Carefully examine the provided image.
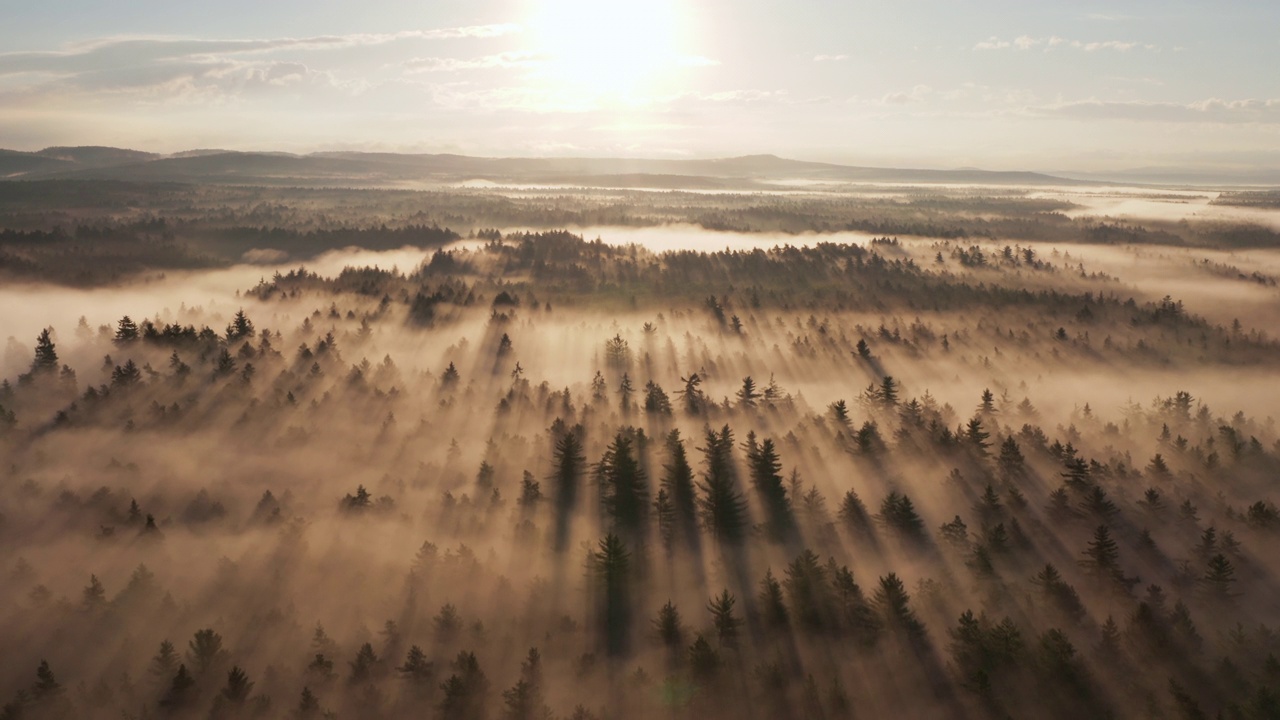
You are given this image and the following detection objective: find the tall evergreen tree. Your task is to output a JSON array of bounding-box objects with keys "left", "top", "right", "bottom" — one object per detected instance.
[
  {"left": 758, "top": 569, "right": 789, "bottom": 630},
  {"left": 187, "top": 628, "right": 225, "bottom": 675},
  {"left": 707, "top": 589, "right": 743, "bottom": 649},
  {"left": 589, "top": 533, "right": 632, "bottom": 657},
  {"left": 1201, "top": 554, "right": 1237, "bottom": 600},
  {"left": 736, "top": 376, "right": 760, "bottom": 408},
  {"left": 696, "top": 426, "right": 749, "bottom": 543},
  {"left": 115, "top": 316, "right": 140, "bottom": 344},
  {"left": 653, "top": 601, "right": 686, "bottom": 651},
  {"left": 551, "top": 424, "right": 586, "bottom": 552},
  {"left": 660, "top": 430, "right": 698, "bottom": 546},
  {"left": 747, "top": 436, "right": 793, "bottom": 541},
  {"left": 872, "top": 574, "right": 925, "bottom": 641},
  {"left": 597, "top": 432, "right": 648, "bottom": 538},
  {"left": 30, "top": 329, "right": 59, "bottom": 375}
]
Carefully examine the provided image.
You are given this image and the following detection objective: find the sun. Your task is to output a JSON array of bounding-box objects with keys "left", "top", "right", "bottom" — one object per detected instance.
[{"left": 525, "top": 0, "right": 687, "bottom": 101}]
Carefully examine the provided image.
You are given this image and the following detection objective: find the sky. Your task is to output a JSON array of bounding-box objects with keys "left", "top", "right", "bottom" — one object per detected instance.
[{"left": 0, "top": 0, "right": 1278, "bottom": 172}]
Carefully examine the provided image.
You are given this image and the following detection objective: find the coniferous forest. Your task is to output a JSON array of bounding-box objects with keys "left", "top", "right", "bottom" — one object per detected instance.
[{"left": 3, "top": 181, "right": 1280, "bottom": 720}]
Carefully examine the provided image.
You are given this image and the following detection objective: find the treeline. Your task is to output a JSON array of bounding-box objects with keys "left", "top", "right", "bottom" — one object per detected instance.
[{"left": 4, "top": 181, "right": 1280, "bottom": 288}]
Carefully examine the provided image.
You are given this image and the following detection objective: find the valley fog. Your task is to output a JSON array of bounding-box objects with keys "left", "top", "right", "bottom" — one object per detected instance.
[{"left": 1, "top": 183, "right": 1279, "bottom": 720}]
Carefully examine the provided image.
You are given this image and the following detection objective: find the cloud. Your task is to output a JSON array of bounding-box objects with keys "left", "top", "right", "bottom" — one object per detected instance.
[
  {"left": 695, "top": 89, "right": 786, "bottom": 103},
  {"left": 1077, "top": 40, "right": 1140, "bottom": 52},
  {"left": 813, "top": 54, "right": 848, "bottom": 62},
  {"left": 403, "top": 52, "right": 542, "bottom": 73},
  {"left": 975, "top": 36, "right": 1155, "bottom": 52},
  {"left": 1035, "top": 97, "right": 1280, "bottom": 124},
  {"left": 0, "top": 26, "right": 522, "bottom": 77},
  {"left": 880, "top": 85, "right": 933, "bottom": 105}
]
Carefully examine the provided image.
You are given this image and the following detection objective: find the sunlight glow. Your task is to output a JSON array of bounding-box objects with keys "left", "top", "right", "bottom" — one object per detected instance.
[{"left": 526, "top": 0, "right": 691, "bottom": 102}]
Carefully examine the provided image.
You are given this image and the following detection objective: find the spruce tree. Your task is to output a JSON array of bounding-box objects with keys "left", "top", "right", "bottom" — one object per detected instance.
[
  {"left": 696, "top": 426, "right": 748, "bottom": 543},
  {"left": 707, "top": 590, "right": 743, "bottom": 649},
  {"left": 30, "top": 329, "right": 59, "bottom": 374}
]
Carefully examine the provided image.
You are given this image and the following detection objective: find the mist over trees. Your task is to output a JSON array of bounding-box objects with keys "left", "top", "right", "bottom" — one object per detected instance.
[{"left": 2, "top": 184, "right": 1280, "bottom": 720}]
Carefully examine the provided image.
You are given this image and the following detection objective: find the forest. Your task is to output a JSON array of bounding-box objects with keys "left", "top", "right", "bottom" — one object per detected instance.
[
  {"left": 2, "top": 180, "right": 1280, "bottom": 720},
  {"left": 4, "top": 180, "right": 1280, "bottom": 286}
]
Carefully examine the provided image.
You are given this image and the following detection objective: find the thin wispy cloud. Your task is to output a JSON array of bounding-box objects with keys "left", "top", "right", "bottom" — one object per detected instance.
[
  {"left": 1036, "top": 97, "right": 1280, "bottom": 123},
  {"left": 974, "top": 36, "right": 1155, "bottom": 52},
  {"left": 404, "top": 51, "right": 542, "bottom": 74},
  {"left": 813, "top": 54, "right": 848, "bottom": 62},
  {"left": 881, "top": 84, "right": 933, "bottom": 106},
  {"left": 0, "top": 26, "right": 522, "bottom": 76}
]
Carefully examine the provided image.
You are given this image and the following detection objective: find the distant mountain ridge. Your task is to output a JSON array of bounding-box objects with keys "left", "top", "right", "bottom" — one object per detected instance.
[{"left": 0, "top": 145, "right": 1093, "bottom": 188}]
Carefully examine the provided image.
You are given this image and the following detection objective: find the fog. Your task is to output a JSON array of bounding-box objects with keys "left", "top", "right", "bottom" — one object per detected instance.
[{"left": 2, "top": 190, "right": 1280, "bottom": 720}]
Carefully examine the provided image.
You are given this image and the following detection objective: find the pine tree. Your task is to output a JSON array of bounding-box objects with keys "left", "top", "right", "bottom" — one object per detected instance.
[
  {"left": 296, "top": 687, "right": 321, "bottom": 719},
  {"left": 747, "top": 437, "right": 793, "bottom": 541},
  {"left": 939, "top": 515, "right": 970, "bottom": 548},
  {"left": 160, "top": 664, "right": 196, "bottom": 709},
  {"left": 879, "top": 491, "right": 924, "bottom": 538},
  {"left": 838, "top": 490, "right": 872, "bottom": 535},
  {"left": 617, "top": 373, "right": 633, "bottom": 410},
  {"left": 736, "top": 376, "right": 759, "bottom": 408},
  {"left": 978, "top": 389, "right": 997, "bottom": 415},
  {"left": 829, "top": 399, "right": 853, "bottom": 431},
  {"left": 643, "top": 381, "right": 672, "bottom": 415},
  {"left": 965, "top": 417, "right": 992, "bottom": 456},
  {"left": 399, "top": 645, "right": 435, "bottom": 686},
  {"left": 688, "top": 634, "right": 721, "bottom": 680},
  {"left": 873, "top": 574, "right": 925, "bottom": 640},
  {"left": 30, "top": 329, "right": 59, "bottom": 374},
  {"left": 784, "top": 550, "right": 835, "bottom": 630},
  {"left": 502, "top": 680, "right": 542, "bottom": 720},
  {"left": 1195, "top": 526, "right": 1218, "bottom": 558},
  {"left": 440, "top": 651, "right": 489, "bottom": 720},
  {"left": 1201, "top": 554, "right": 1237, "bottom": 599},
  {"left": 603, "top": 334, "right": 631, "bottom": 369},
  {"left": 1062, "top": 456, "right": 1091, "bottom": 490},
  {"left": 1032, "top": 564, "right": 1086, "bottom": 624},
  {"left": 441, "top": 361, "right": 460, "bottom": 387},
  {"left": 1080, "top": 525, "right": 1123, "bottom": 582},
  {"left": 660, "top": 430, "right": 698, "bottom": 546},
  {"left": 349, "top": 643, "right": 379, "bottom": 684},
  {"left": 32, "top": 660, "right": 62, "bottom": 700},
  {"left": 589, "top": 533, "right": 632, "bottom": 656},
  {"left": 115, "top": 316, "right": 140, "bottom": 344},
  {"left": 696, "top": 426, "right": 749, "bottom": 543},
  {"left": 111, "top": 359, "right": 142, "bottom": 387},
  {"left": 82, "top": 573, "right": 106, "bottom": 611},
  {"left": 150, "top": 640, "right": 179, "bottom": 681},
  {"left": 226, "top": 308, "right": 256, "bottom": 338},
  {"left": 707, "top": 590, "right": 743, "bottom": 649},
  {"left": 1079, "top": 485, "right": 1118, "bottom": 520},
  {"left": 597, "top": 433, "right": 647, "bottom": 538},
  {"left": 213, "top": 348, "right": 237, "bottom": 377},
  {"left": 677, "top": 374, "right": 705, "bottom": 415},
  {"left": 1147, "top": 453, "right": 1172, "bottom": 480},
  {"left": 880, "top": 376, "right": 900, "bottom": 407},
  {"left": 221, "top": 666, "right": 254, "bottom": 704},
  {"left": 551, "top": 425, "right": 586, "bottom": 552},
  {"left": 758, "top": 569, "right": 789, "bottom": 630},
  {"left": 997, "top": 436, "right": 1026, "bottom": 480},
  {"left": 187, "top": 628, "right": 225, "bottom": 675},
  {"left": 653, "top": 601, "right": 685, "bottom": 650}
]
